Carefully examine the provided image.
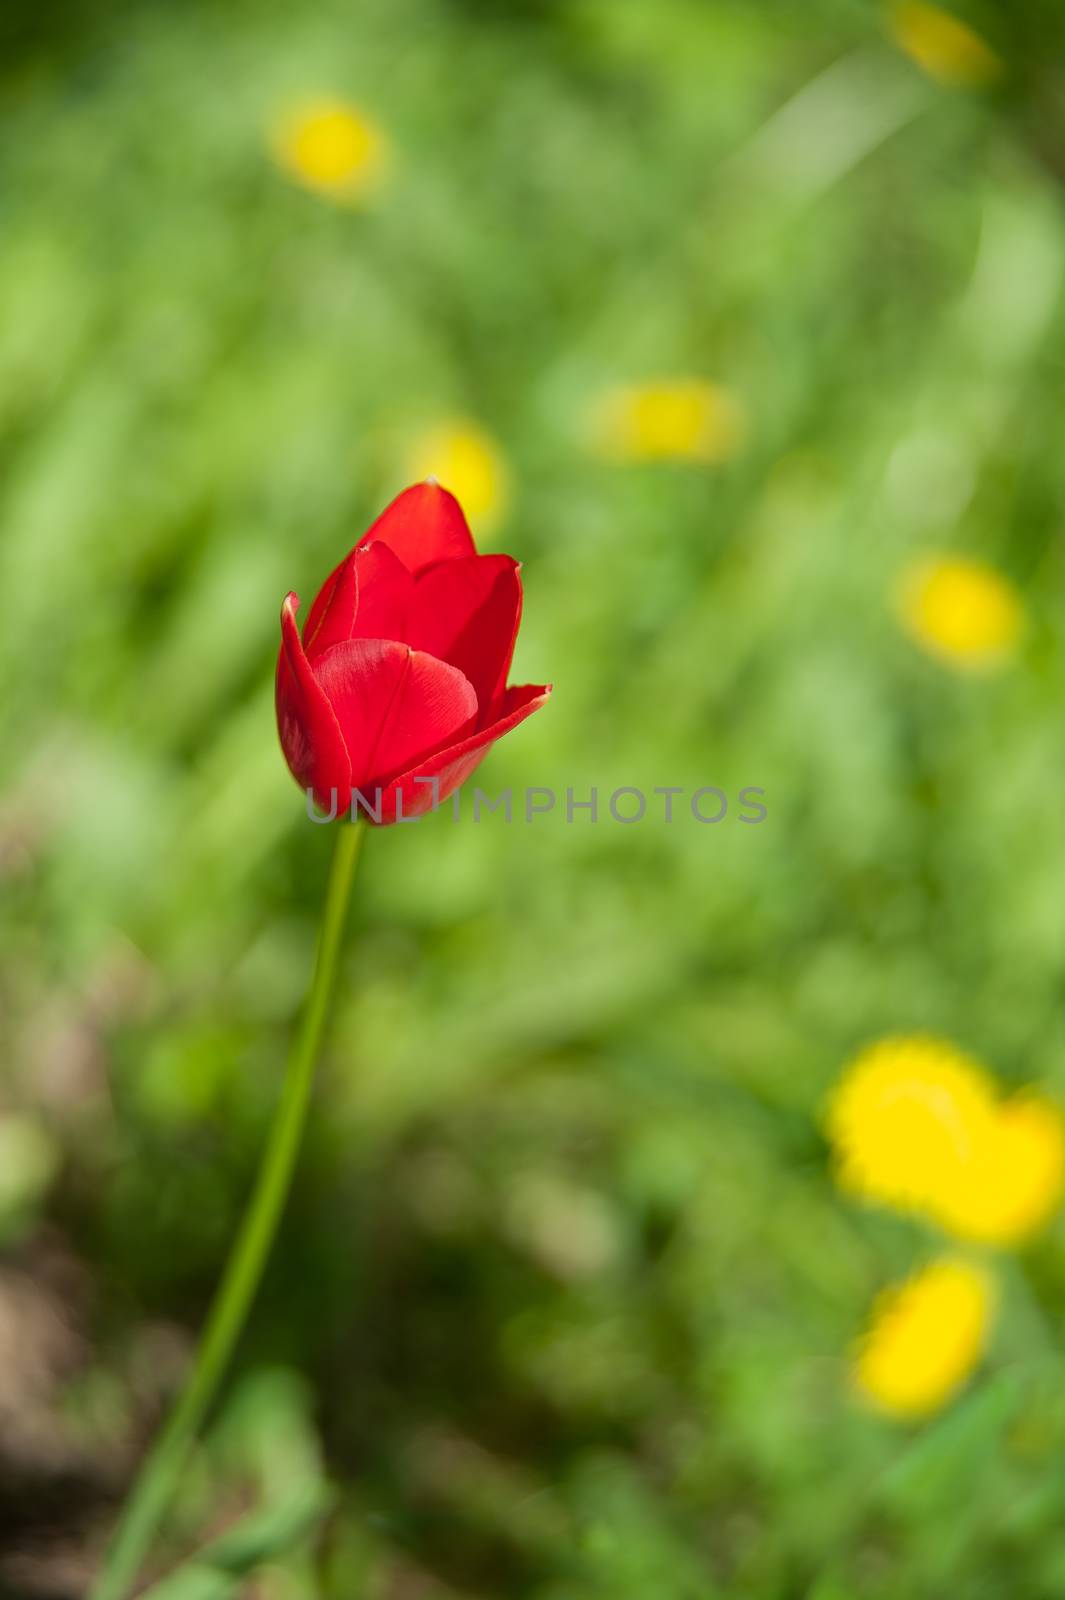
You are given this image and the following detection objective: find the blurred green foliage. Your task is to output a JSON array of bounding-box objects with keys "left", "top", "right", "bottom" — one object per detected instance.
[{"left": 5, "top": 0, "right": 1065, "bottom": 1595}]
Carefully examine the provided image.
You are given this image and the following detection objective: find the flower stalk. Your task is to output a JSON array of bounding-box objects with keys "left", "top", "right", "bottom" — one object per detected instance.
[{"left": 93, "top": 820, "right": 365, "bottom": 1600}]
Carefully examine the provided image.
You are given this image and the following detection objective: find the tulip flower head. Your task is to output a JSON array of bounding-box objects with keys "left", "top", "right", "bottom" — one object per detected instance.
[{"left": 276, "top": 482, "right": 550, "bottom": 823}]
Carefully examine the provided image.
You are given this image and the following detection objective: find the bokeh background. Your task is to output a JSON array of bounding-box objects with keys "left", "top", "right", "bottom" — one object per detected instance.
[{"left": 5, "top": 0, "right": 1065, "bottom": 1594}]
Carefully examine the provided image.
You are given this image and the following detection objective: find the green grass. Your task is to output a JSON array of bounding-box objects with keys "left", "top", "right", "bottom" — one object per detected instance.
[{"left": 4, "top": 1, "right": 1065, "bottom": 1594}]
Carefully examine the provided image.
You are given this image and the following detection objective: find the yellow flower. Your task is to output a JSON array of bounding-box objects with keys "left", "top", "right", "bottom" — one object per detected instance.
[
  {"left": 828, "top": 1036, "right": 1065, "bottom": 1245},
  {"left": 896, "top": 555, "right": 1024, "bottom": 671},
  {"left": 271, "top": 97, "right": 389, "bottom": 203},
  {"left": 827, "top": 1035, "right": 998, "bottom": 1216},
  {"left": 935, "top": 1096, "right": 1065, "bottom": 1246},
  {"left": 855, "top": 1257, "right": 993, "bottom": 1418},
  {"left": 889, "top": 3, "right": 1001, "bottom": 88},
  {"left": 588, "top": 379, "right": 746, "bottom": 465},
  {"left": 404, "top": 422, "right": 509, "bottom": 529}
]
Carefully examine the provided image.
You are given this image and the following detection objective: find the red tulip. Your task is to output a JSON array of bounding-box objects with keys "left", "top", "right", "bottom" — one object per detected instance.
[{"left": 277, "top": 482, "right": 551, "bottom": 822}]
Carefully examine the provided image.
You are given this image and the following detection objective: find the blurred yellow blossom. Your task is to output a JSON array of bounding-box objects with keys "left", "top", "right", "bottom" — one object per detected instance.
[
  {"left": 588, "top": 379, "right": 746, "bottom": 464},
  {"left": 890, "top": 3, "right": 1001, "bottom": 88},
  {"left": 827, "top": 1035, "right": 997, "bottom": 1216},
  {"left": 271, "top": 97, "right": 389, "bottom": 203},
  {"left": 405, "top": 422, "right": 509, "bottom": 529},
  {"left": 855, "top": 1257, "right": 993, "bottom": 1418},
  {"left": 828, "top": 1036, "right": 1065, "bottom": 1245},
  {"left": 934, "top": 1095, "right": 1065, "bottom": 1246},
  {"left": 896, "top": 554, "right": 1023, "bottom": 671}
]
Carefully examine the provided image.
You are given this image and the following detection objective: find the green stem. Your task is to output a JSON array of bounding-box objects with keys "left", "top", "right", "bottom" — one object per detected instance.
[{"left": 92, "top": 821, "right": 365, "bottom": 1600}]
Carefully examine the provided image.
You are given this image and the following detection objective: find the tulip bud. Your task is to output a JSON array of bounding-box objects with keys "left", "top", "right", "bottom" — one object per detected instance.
[{"left": 276, "top": 482, "right": 551, "bottom": 823}]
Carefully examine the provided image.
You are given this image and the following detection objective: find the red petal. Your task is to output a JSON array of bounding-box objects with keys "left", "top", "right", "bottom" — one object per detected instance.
[
  {"left": 376, "top": 682, "right": 551, "bottom": 822},
  {"left": 408, "top": 555, "right": 522, "bottom": 716},
  {"left": 301, "top": 551, "right": 357, "bottom": 657},
  {"left": 356, "top": 481, "right": 477, "bottom": 574},
  {"left": 276, "top": 594, "right": 352, "bottom": 811},
  {"left": 347, "top": 543, "right": 414, "bottom": 646},
  {"left": 313, "top": 638, "right": 478, "bottom": 792},
  {"left": 303, "top": 542, "right": 412, "bottom": 659}
]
